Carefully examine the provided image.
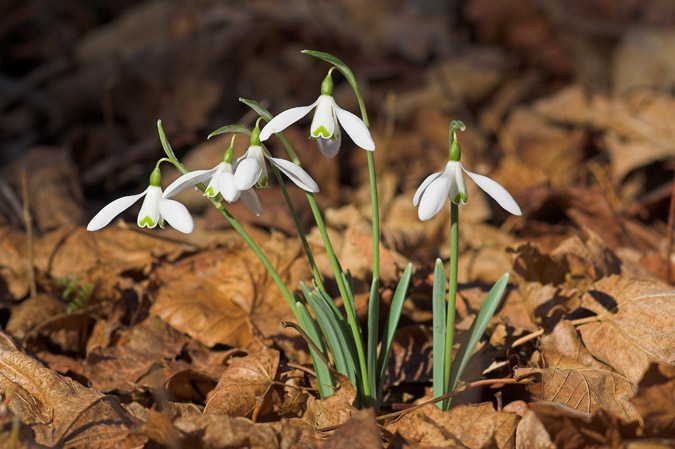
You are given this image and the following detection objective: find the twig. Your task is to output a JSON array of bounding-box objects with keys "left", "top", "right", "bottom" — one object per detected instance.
[
  {"left": 509, "top": 315, "right": 602, "bottom": 350},
  {"left": 21, "top": 171, "right": 36, "bottom": 297},
  {"left": 281, "top": 321, "right": 339, "bottom": 377}
]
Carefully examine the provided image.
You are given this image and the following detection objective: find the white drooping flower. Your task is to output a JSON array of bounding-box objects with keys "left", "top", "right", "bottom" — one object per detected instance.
[
  {"left": 87, "top": 166, "right": 194, "bottom": 233},
  {"left": 233, "top": 127, "right": 319, "bottom": 193},
  {"left": 414, "top": 124, "right": 521, "bottom": 221},
  {"left": 259, "top": 72, "right": 374, "bottom": 157},
  {"left": 162, "top": 145, "right": 262, "bottom": 216}
]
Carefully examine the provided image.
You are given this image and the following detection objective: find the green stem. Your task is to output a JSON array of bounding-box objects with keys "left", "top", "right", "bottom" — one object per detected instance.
[
  {"left": 443, "top": 202, "right": 459, "bottom": 410},
  {"left": 271, "top": 127, "right": 371, "bottom": 405},
  {"left": 214, "top": 201, "right": 300, "bottom": 319},
  {"left": 264, "top": 147, "right": 325, "bottom": 291},
  {"left": 157, "top": 121, "right": 300, "bottom": 319},
  {"left": 306, "top": 191, "right": 371, "bottom": 406}
]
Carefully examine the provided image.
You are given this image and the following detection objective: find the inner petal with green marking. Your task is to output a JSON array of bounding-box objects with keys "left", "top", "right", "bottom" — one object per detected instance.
[
  {"left": 139, "top": 216, "right": 155, "bottom": 227},
  {"left": 312, "top": 126, "right": 331, "bottom": 138}
]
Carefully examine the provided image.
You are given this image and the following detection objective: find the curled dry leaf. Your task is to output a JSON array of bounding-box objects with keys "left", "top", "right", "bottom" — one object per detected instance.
[
  {"left": 578, "top": 275, "right": 675, "bottom": 384},
  {"left": 384, "top": 402, "right": 519, "bottom": 449},
  {"left": 204, "top": 348, "right": 280, "bottom": 419},
  {"left": 0, "top": 346, "right": 144, "bottom": 448},
  {"left": 514, "top": 365, "right": 638, "bottom": 421}
]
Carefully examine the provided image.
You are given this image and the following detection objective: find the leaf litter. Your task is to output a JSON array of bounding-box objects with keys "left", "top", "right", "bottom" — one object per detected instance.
[{"left": 1, "top": 0, "right": 675, "bottom": 448}]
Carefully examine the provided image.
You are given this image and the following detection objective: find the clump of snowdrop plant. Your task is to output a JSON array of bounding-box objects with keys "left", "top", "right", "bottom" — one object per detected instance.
[
  {"left": 86, "top": 50, "right": 519, "bottom": 412},
  {"left": 414, "top": 121, "right": 521, "bottom": 410}
]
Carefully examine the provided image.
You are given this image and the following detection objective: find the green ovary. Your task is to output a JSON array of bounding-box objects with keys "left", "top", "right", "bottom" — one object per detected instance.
[{"left": 139, "top": 216, "right": 155, "bottom": 227}]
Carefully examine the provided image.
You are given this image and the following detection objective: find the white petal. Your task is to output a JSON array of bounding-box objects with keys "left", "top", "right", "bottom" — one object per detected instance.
[
  {"left": 463, "top": 166, "right": 522, "bottom": 216},
  {"left": 317, "top": 134, "right": 341, "bottom": 158},
  {"left": 217, "top": 171, "right": 241, "bottom": 202},
  {"left": 449, "top": 162, "right": 468, "bottom": 204},
  {"left": 310, "top": 96, "right": 337, "bottom": 139},
  {"left": 158, "top": 198, "right": 194, "bottom": 233},
  {"left": 332, "top": 99, "right": 375, "bottom": 151},
  {"left": 137, "top": 186, "right": 163, "bottom": 228},
  {"left": 86, "top": 188, "right": 149, "bottom": 231},
  {"left": 260, "top": 98, "right": 320, "bottom": 141},
  {"left": 240, "top": 189, "right": 262, "bottom": 216},
  {"left": 266, "top": 155, "right": 319, "bottom": 192},
  {"left": 234, "top": 158, "right": 263, "bottom": 190},
  {"left": 413, "top": 171, "right": 442, "bottom": 207},
  {"left": 203, "top": 163, "right": 229, "bottom": 198},
  {"left": 417, "top": 168, "right": 454, "bottom": 221},
  {"left": 163, "top": 167, "right": 218, "bottom": 198}
]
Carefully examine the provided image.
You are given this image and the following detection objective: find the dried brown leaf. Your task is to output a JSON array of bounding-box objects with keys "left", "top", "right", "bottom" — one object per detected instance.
[
  {"left": 151, "top": 232, "right": 310, "bottom": 350},
  {"left": 630, "top": 363, "right": 675, "bottom": 438},
  {"left": 305, "top": 373, "right": 356, "bottom": 429},
  {"left": 319, "top": 408, "right": 380, "bottom": 449},
  {"left": 515, "top": 410, "right": 555, "bottom": 449},
  {"left": 525, "top": 402, "right": 638, "bottom": 449},
  {"left": 173, "top": 414, "right": 301, "bottom": 449},
  {"left": 514, "top": 366, "right": 638, "bottom": 421},
  {"left": 204, "top": 348, "right": 279, "bottom": 419},
  {"left": 578, "top": 275, "right": 675, "bottom": 383},
  {"left": 385, "top": 402, "right": 519, "bottom": 449},
  {"left": 5, "top": 294, "right": 66, "bottom": 340},
  {"left": 0, "top": 346, "right": 144, "bottom": 448},
  {"left": 84, "top": 316, "right": 190, "bottom": 393}
]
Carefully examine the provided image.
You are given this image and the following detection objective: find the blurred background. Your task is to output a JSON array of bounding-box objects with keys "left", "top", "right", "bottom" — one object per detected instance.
[{"left": 1, "top": 0, "right": 675, "bottom": 276}]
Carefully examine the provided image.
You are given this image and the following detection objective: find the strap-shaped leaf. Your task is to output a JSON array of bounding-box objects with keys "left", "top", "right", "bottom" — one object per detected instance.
[
  {"left": 447, "top": 272, "right": 509, "bottom": 393},
  {"left": 432, "top": 259, "right": 447, "bottom": 407},
  {"left": 207, "top": 124, "right": 251, "bottom": 140},
  {"left": 296, "top": 301, "right": 334, "bottom": 397},
  {"left": 376, "top": 263, "right": 413, "bottom": 395},
  {"left": 302, "top": 50, "right": 358, "bottom": 95}
]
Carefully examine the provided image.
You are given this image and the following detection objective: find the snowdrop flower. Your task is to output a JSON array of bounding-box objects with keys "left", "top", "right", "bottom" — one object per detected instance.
[
  {"left": 414, "top": 123, "right": 521, "bottom": 221},
  {"left": 163, "top": 140, "right": 263, "bottom": 216},
  {"left": 234, "top": 126, "right": 319, "bottom": 193},
  {"left": 87, "top": 166, "right": 194, "bottom": 233},
  {"left": 259, "top": 70, "right": 375, "bottom": 157}
]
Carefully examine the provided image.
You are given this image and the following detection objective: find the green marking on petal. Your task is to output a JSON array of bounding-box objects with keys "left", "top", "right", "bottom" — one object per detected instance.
[
  {"left": 139, "top": 216, "right": 155, "bottom": 227},
  {"left": 312, "top": 126, "right": 330, "bottom": 138},
  {"left": 452, "top": 192, "right": 467, "bottom": 204},
  {"left": 204, "top": 186, "right": 215, "bottom": 197},
  {"left": 256, "top": 175, "right": 269, "bottom": 188}
]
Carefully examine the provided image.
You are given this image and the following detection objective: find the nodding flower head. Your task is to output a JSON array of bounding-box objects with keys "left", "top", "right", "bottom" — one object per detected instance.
[
  {"left": 234, "top": 125, "right": 320, "bottom": 193},
  {"left": 87, "top": 166, "right": 194, "bottom": 233},
  {"left": 259, "top": 71, "right": 375, "bottom": 157},
  {"left": 413, "top": 122, "right": 521, "bottom": 221}
]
